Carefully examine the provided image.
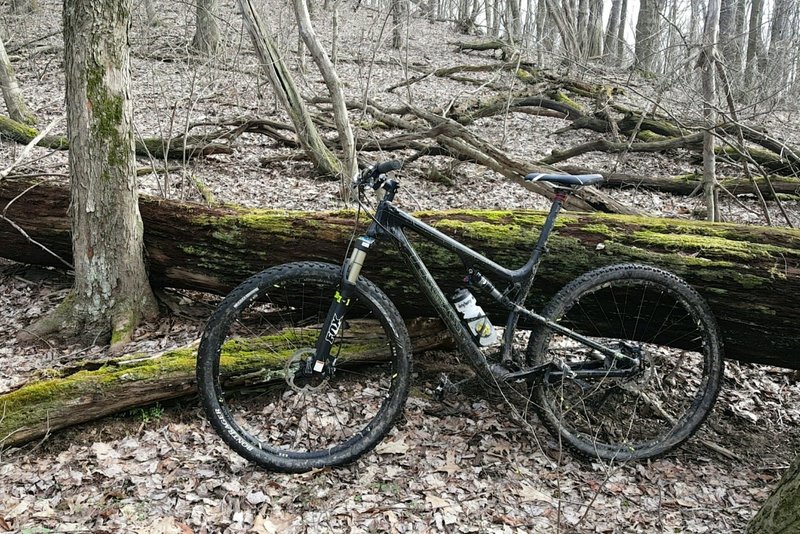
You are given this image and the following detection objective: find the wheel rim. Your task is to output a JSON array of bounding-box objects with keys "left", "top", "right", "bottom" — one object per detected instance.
[
  {"left": 210, "top": 273, "right": 403, "bottom": 460},
  {"left": 532, "top": 276, "right": 718, "bottom": 460}
]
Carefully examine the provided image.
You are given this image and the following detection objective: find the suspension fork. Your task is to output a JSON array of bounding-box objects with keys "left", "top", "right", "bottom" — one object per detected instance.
[{"left": 308, "top": 235, "right": 375, "bottom": 375}]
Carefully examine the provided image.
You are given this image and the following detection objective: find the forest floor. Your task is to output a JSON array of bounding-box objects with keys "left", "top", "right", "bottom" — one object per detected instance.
[{"left": 1, "top": 0, "right": 800, "bottom": 533}]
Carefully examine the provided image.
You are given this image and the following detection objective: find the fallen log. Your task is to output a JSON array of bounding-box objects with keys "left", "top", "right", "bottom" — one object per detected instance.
[
  {"left": 567, "top": 170, "right": 800, "bottom": 198},
  {"left": 0, "top": 319, "right": 452, "bottom": 448},
  {"left": 1, "top": 177, "right": 799, "bottom": 368},
  {"left": 0, "top": 114, "right": 233, "bottom": 160}
]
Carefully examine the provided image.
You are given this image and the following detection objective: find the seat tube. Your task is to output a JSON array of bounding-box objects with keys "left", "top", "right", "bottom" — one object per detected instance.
[{"left": 531, "top": 190, "right": 567, "bottom": 262}]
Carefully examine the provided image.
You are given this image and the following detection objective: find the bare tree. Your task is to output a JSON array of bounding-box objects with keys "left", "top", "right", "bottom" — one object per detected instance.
[
  {"left": 21, "top": 0, "right": 158, "bottom": 350},
  {"left": 392, "top": 0, "right": 405, "bottom": 48},
  {"left": 718, "top": 0, "right": 739, "bottom": 71},
  {"left": 634, "top": 0, "right": 663, "bottom": 73},
  {"left": 604, "top": 0, "right": 622, "bottom": 64},
  {"left": 586, "top": 0, "right": 603, "bottom": 58},
  {"left": 238, "top": 0, "right": 342, "bottom": 177},
  {"left": 616, "top": 0, "right": 627, "bottom": 61},
  {"left": 767, "top": 0, "right": 794, "bottom": 91},
  {"left": 701, "top": 0, "right": 721, "bottom": 221},
  {"left": 745, "top": 0, "right": 764, "bottom": 89},
  {"left": 0, "top": 34, "right": 36, "bottom": 125},
  {"left": 507, "top": 0, "right": 522, "bottom": 42},
  {"left": 192, "top": 0, "right": 220, "bottom": 55},
  {"left": 143, "top": 0, "right": 159, "bottom": 26},
  {"left": 293, "top": 0, "right": 357, "bottom": 199}
]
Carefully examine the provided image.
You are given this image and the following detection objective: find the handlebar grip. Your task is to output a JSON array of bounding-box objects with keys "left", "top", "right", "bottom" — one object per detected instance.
[{"left": 375, "top": 160, "right": 402, "bottom": 175}]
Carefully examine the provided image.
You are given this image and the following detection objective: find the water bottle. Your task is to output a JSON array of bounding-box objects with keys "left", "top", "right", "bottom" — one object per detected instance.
[{"left": 452, "top": 288, "right": 498, "bottom": 347}]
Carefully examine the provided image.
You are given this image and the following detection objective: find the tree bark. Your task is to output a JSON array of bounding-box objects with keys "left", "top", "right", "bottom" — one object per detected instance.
[
  {"left": 2, "top": 178, "right": 799, "bottom": 369},
  {"left": 0, "top": 35, "right": 36, "bottom": 125},
  {"left": 28, "top": 0, "right": 158, "bottom": 350},
  {"left": 746, "top": 454, "right": 800, "bottom": 534}
]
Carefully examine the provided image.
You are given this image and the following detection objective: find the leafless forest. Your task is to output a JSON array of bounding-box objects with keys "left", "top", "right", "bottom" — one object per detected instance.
[{"left": 1, "top": 0, "right": 799, "bottom": 532}]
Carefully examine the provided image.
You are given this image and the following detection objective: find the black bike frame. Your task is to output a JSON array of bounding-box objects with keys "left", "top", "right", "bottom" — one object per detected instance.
[{"left": 312, "top": 188, "right": 629, "bottom": 380}]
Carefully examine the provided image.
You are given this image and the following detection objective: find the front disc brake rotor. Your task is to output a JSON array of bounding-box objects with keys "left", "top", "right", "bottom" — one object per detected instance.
[{"left": 285, "top": 348, "right": 329, "bottom": 393}]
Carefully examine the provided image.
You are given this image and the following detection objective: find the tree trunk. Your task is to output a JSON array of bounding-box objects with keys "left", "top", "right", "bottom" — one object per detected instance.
[
  {"left": 0, "top": 35, "right": 36, "bottom": 125},
  {"left": 543, "top": 0, "right": 580, "bottom": 59},
  {"left": 634, "top": 0, "right": 662, "bottom": 73},
  {"left": 237, "top": 0, "right": 342, "bottom": 177},
  {"left": 507, "top": 0, "right": 521, "bottom": 42},
  {"left": 28, "top": 0, "right": 158, "bottom": 350},
  {"left": 585, "top": 0, "right": 603, "bottom": 58},
  {"left": 2, "top": 178, "right": 799, "bottom": 369},
  {"left": 604, "top": 0, "right": 621, "bottom": 64},
  {"left": 767, "top": 0, "right": 793, "bottom": 90},
  {"left": 702, "top": 0, "right": 721, "bottom": 221},
  {"left": 293, "top": 0, "right": 358, "bottom": 201},
  {"left": 392, "top": 0, "right": 405, "bottom": 48},
  {"left": 192, "top": 0, "right": 220, "bottom": 55},
  {"left": 0, "top": 319, "right": 452, "bottom": 449},
  {"left": 718, "top": 0, "right": 738, "bottom": 71},
  {"left": 744, "top": 0, "right": 763, "bottom": 90},
  {"left": 11, "top": 0, "right": 38, "bottom": 13},
  {"left": 616, "top": 0, "right": 627, "bottom": 62},
  {"left": 143, "top": 0, "right": 159, "bottom": 26},
  {"left": 576, "top": 0, "right": 588, "bottom": 55},
  {"left": 746, "top": 454, "right": 800, "bottom": 534}
]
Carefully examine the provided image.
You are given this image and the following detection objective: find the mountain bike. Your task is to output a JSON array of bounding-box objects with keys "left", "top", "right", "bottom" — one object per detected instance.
[{"left": 196, "top": 161, "right": 724, "bottom": 473}]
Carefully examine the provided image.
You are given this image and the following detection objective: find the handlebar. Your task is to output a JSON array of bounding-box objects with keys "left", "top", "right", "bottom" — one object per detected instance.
[{"left": 353, "top": 159, "right": 403, "bottom": 191}]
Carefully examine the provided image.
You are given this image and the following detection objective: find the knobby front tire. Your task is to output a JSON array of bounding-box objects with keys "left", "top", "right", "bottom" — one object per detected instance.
[
  {"left": 527, "top": 264, "right": 724, "bottom": 461},
  {"left": 196, "top": 262, "right": 412, "bottom": 473}
]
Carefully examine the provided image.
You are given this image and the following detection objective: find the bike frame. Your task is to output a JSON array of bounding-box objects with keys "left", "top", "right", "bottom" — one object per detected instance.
[{"left": 312, "top": 187, "right": 630, "bottom": 380}]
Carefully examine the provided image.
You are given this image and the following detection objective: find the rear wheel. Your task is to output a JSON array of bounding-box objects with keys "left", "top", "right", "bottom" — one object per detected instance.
[
  {"left": 196, "top": 262, "right": 412, "bottom": 472},
  {"left": 528, "top": 264, "right": 723, "bottom": 461}
]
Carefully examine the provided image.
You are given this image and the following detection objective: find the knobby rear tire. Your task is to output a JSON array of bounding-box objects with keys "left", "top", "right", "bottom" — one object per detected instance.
[
  {"left": 196, "top": 262, "right": 412, "bottom": 473},
  {"left": 527, "top": 264, "right": 724, "bottom": 461}
]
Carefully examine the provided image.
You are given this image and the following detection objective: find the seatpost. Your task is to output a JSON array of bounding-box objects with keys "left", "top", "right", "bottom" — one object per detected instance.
[{"left": 529, "top": 189, "right": 569, "bottom": 264}]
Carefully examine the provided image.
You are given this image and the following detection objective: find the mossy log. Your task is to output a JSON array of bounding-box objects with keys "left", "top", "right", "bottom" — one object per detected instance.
[
  {"left": 0, "top": 319, "right": 451, "bottom": 448},
  {"left": 1, "top": 177, "right": 799, "bottom": 368},
  {"left": 0, "top": 114, "right": 233, "bottom": 159}
]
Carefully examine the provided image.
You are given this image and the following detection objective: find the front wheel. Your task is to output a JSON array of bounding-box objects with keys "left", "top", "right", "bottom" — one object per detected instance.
[
  {"left": 527, "top": 264, "right": 724, "bottom": 461},
  {"left": 196, "top": 262, "right": 412, "bottom": 473}
]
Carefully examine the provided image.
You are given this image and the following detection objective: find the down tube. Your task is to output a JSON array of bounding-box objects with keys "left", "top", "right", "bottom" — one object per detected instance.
[{"left": 389, "top": 228, "right": 495, "bottom": 383}]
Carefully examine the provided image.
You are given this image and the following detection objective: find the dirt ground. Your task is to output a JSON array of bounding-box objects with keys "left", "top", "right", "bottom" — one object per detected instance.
[{"left": 1, "top": 1, "right": 799, "bottom": 532}]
